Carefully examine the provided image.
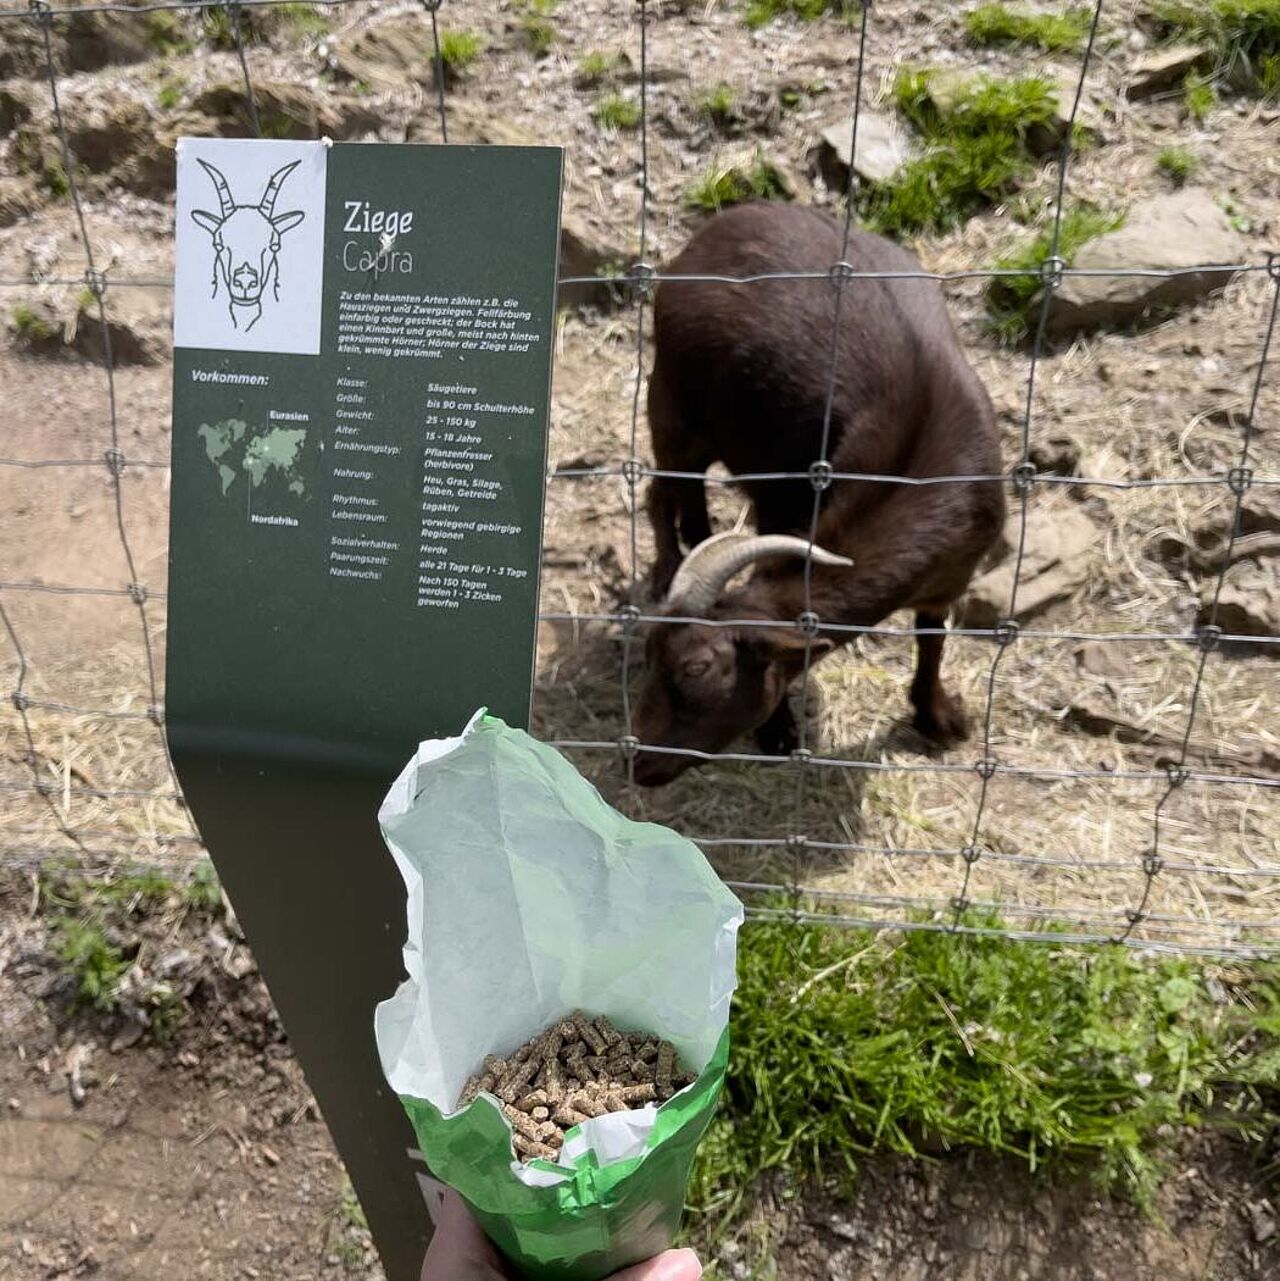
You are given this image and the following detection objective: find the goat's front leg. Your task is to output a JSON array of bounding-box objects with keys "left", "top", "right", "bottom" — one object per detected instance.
[
  {"left": 646, "top": 475, "right": 685, "bottom": 600},
  {"left": 910, "top": 609, "right": 968, "bottom": 744},
  {"left": 754, "top": 696, "right": 799, "bottom": 757}
]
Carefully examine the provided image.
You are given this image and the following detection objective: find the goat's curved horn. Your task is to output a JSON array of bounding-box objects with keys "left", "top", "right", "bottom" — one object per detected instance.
[
  {"left": 259, "top": 160, "right": 300, "bottom": 217},
  {"left": 197, "top": 158, "right": 235, "bottom": 218},
  {"left": 665, "top": 531, "right": 853, "bottom": 616}
]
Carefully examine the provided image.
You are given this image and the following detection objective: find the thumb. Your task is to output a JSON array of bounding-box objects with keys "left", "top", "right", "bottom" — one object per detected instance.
[{"left": 609, "top": 1248, "right": 703, "bottom": 1281}]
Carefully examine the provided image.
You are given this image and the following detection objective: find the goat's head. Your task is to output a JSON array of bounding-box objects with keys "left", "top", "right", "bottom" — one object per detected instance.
[
  {"left": 632, "top": 532, "right": 851, "bottom": 786},
  {"left": 191, "top": 159, "right": 305, "bottom": 308}
]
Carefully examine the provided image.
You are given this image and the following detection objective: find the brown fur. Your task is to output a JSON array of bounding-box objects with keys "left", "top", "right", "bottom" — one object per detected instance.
[{"left": 633, "top": 202, "right": 1005, "bottom": 786}]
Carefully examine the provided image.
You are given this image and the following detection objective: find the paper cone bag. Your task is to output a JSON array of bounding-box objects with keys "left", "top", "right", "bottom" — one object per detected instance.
[{"left": 375, "top": 711, "right": 743, "bottom": 1279}]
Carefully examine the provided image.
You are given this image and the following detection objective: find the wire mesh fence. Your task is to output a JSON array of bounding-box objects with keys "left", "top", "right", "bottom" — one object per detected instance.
[{"left": 0, "top": 0, "right": 1278, "bottom": 956}]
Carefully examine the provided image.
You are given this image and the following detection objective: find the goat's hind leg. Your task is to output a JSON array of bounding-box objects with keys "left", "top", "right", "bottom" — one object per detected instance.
[{"left": 909, "top": 609, "right": 969, "bottom": 745}]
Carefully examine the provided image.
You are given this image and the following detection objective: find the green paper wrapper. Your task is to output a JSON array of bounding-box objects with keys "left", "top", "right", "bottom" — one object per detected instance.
[{"left": 375, "top": 711, "right": 743, "bottom": 1280}]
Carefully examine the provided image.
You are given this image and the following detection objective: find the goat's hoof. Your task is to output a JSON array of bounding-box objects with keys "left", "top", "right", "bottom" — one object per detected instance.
[{"left": 913, "top": 692, "right": 969, "bottom": 746}]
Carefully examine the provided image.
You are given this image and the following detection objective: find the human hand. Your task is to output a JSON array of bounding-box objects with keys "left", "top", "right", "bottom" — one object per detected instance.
[{"left": 421, "top": 1189, "right": 702, "bottom": 1281}]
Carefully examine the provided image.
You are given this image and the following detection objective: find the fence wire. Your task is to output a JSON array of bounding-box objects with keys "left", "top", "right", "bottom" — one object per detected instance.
[{"left": 0, "top": 0, "right": 1278, "bottom": 958}]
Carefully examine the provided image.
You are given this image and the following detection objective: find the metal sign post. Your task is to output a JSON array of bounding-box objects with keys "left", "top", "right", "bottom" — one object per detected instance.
[{"left": 165, "top": 137, "right": 563, "bottom": 1281}]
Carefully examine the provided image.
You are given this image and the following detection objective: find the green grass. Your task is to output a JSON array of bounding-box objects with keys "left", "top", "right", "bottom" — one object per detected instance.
[
  {"left": 858, "top": 70, "right": 1061, "bottom": 237},
  {"left": 1219, "top": 193, "right": 1254, "bottom": 234},
  {"left": 1154, "top": 0, "right": 1280, "bottom": 96},
  {"left": 183, "top": 859, "right": 223, "bottom": 913},
  {"left": 744, "top": 0, "right": 849, "bottom": 29},
  {"left": 984, "top": 204, "right": 1125, "bottom": 344},
  {"left": 143, "top": 10, "right": 193, "bottom": 56},
  {"left": 438, "top": 30, "right": 485, "bottom": 74},
  {"left": 155, "top": 76, "right": 186, "bottom": 111},
  {"left": 516, "top": 0, "right": 557, "bottom": 55},
  {"left": 576, "top": 49, "right": 628, "bottom": 88},
  {"left": 200, "top": 4, "right": 244, "bottom": 51},
  {"left": 51, "top": 916, "right": 128, "bottom": 1011},
  {"left": 275, "top": 2, "right": 333, "bottom": 39},
  {"left": 593, "top": 93, "right": 642, "bottom": 130},
  {"left": 689, "top": 918, "right": 1280, "bottom": 1234},
  {"left": 695, "top": 83, "right": 740, "bottom": 125},
  {"left": 1184, "top": 69, "right": 1220, "bottom": 119},
  {"left": 34, "top": 861, "right": 225, "bottom": 1030},
  {"left": 11, "top": 304, "right": 58, "bottom": 344},
  {"left": 684, "top": 154, "right": 792, "bottom": 212},
  {"left": 340, "top": 1177, "right": 369, "bottom": 1232},
  {"left": 965, "top": 3, "right": 1092, "bottom": 52},
  {"left": 1156, "top": 144, "right": 1198, "bottom": 185}
]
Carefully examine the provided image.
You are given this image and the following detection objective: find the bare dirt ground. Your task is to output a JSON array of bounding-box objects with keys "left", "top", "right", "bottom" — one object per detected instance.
[{"left": 2, "top": 0, "right": 1280, "bottom": 1275}]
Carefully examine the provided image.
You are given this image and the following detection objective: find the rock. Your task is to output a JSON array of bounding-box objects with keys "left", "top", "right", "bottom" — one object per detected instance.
[
  {"left": 1206, "top": 486, "right": 1280, "bottom": 542},
  {"left": 193, "top": 81, "right": 381, "bottom": 142},
  {"left": 1165, "top": 488, "right": 1280, "bottom": 571},
  {"left": 1250, "top": 1200, "right": 1277, "bottom": 1245},
  {"left": 72, "top": 291, "right": 170, "bottom": 366},
  {"left": 0, "top": 176, "right": 37, "bottom": 228},
  {"left": 65, "top": 100, "right": 181, "bottom": 196},
  {"left": 1075, "top": 640, "right": 1130, "bottom": 684},
  {"left": 0, "top": 84, "right": 34, "bottom": 137},
  {"left": 1125, "top": 44, "right": 1214, "bottom": 100},
  {"left": 0, "top": 12, "right": 172, "bottom": 79},
  {"left": 1200, "top": 561, "right": 1280, "bottom": 648},
  {"left": 6, "top": 284, "right": 168, "bottom": 366},
  {"left": 814, "top": 109, "right": 911, "bottom": 190},
  {"left": 559, "top": 211, "right": 631, "bottom": 308},
  {"left": 6, "top": 296, "right": 62, "bottom": 354},
  {"left": 109, "top": 1022, "right": 145, "bottom": 1054},
  {"left": 617, "top": 63, "right": 689, "bottom": 86},
  {"left": 407, "top": 102, "right": 627, "bottom": 308},
  {"left": 1047, "top": 190, "right": 1245, "bottom": 336},
  {"left": 14, "top": 95, "right": 211, "bottom": 198},
  {"left": 1076, "top": 688, "right": 1280, "bottom": 774},
  {"left": 958, "top": 506, "right": 1097, "bottom": 627},
  {"left": 325, "top": 14, "right": 439, "bottom": 92},
  {"left": 408, "top": 99, "right": 537, "bottom": 148},
  {"left": 1029, "top": 435, "right": 1081, "bottom": 477}
]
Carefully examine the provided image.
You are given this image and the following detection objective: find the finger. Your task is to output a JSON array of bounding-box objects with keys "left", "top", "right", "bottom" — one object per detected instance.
[
  {"left": 421, "top": 1189, "right": 510, "bottom": 1279},
  {"left": 609, "top": 1248, "right": 703, "bottom": 1281}
]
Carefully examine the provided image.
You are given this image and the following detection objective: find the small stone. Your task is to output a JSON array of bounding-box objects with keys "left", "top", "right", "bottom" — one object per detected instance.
[
  {"left": 1028, "top": 435, "right": 1081, "bottom": 478},
  {"left": 1199, "top": 561, "right": 1280, "bottom": 647},
  {"left": 814, "top": 109, "right": 911, "bottom": 189},
  {"left": 958, "top": 507, "right": 1097, "bottom": 627},
  {"left": 1125, "top": 45, "right": 1214, "bottom": 100},
  {"left": 0, "top": 176, "right": 37, "bottom": 229},
  {"left": 1249, "top": 1200, "right": 1277, "bottom": 1244}
]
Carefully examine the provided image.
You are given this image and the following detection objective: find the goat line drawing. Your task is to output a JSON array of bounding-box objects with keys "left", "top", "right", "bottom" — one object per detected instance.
[{"left": 191, "top": 158, "right": 306, "bottom": 333}]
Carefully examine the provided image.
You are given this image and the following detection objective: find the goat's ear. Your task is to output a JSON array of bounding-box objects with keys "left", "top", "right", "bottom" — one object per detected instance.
[
  {"left": 272, "top": 210, "right": 305, "bottom": 234},
  {"left": 191, "top": 209, "right": 221, "bottom": 234},
  {"left": 746, "top": 629, "right": 835, "bottom": 665}
]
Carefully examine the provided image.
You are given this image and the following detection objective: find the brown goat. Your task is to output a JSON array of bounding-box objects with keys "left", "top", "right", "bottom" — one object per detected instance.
[{"left": 633, "top": 202, "right": 1005, "bottom": 786}]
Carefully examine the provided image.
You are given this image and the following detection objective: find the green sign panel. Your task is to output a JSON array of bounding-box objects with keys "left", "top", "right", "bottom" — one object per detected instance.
[{"left": 165, "top": 138, "right": 564, "bottom": 1281}]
